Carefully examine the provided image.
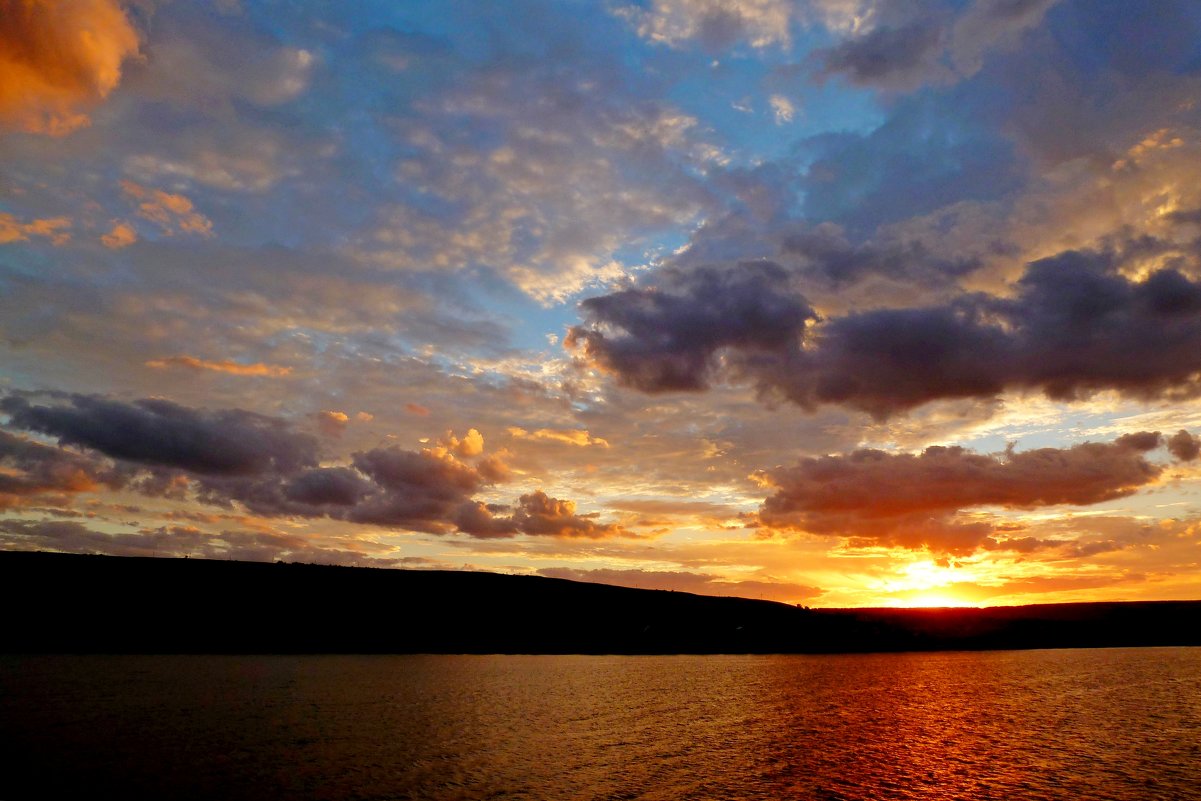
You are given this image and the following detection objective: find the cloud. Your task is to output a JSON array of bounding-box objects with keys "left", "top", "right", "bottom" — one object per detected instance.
[
  {"left": 616, "top": 0, "right": 894, "bottom": 52},
  {"left": 0, "top": 213, "right": 71, "bottom": 245},
  {"left": 185, "top": 443, "right": 500, "bottom": 534},
  {"left": 355, "top": 12, "right": 717, "bottom": 302},
  {"left": 455, "top": 491, "right": 630, "bottom": 539},
  {"left": 769, "top": 94, "right": 796, "bottom": 124},
  {"left": 282, "top": 467, "right": 371, "bottom": 507},
  {"left": 100, "top": 220, "right": 137, "bottom": 249},
  {"left": 144, "top": 355, "right": 292, "bottom": 377},
  {"left": 120, "top": 181, "right": 213, "bottom": 237},
  {"left": 440, "top": 428, "right": 484, "bottom": 457},
  {"left": 0, "top": 0, "right": 140, "bottom": 135},
  {"left": 508, "top": 427, "right": 610, "bottom": 448},
  {"left": 617, "top": 0, "right": 795, "bottom": 50},
  {"left": 130, "top": 17, "right": 313, "bottom": 110},
  {"left": 608, "top": 498, "right": 742, "bottom": 520},
  {"left": 315, "top": 410, "right": 350, "bottom": 437},
  {"left": 777, "top": 221, "right": 982, "bottom": 289},
  {"left": 510, "top": 490, "right": 627, "bottom": 539},
  {"left": 2, "top": 394, "right": 618, "bottom": 540},
  {"left": 815, "top": 18, "right": 950, "bottom": 91},
  {"left": 1, "top": 393, "right": 317, "bottom": 476},
  {"left": 1168, "top": 430, "right": 1201, "bottom": 462},
  {"left": 566, "top": 260, "right": 817, "bottom": 394},
  {"left": 570, "top": 246, "right": 1201, "bottom": 418},
  {"left": 338, "top": 445, "right": 489, "bottom": 531},
  {"left": 756, "top": 433, "right": 1167, "bottom": 554},
  {"left": 451, "top": 501, "right": 521, "bottom": 539},
  {"left": 812, "top": 0, "right": 1061, "bottom": 90},
  {"left": 0, "top": 429, "right": 120, "bottom": 508},
  {"left": 124, "top": 147, "right": 297, "bottom": 195},
  {"left": 949, "top": 0, "right": 1061, "bottom": 77},
  {"left": 201, "top": 464, "right": 377, "bottom": 518}
]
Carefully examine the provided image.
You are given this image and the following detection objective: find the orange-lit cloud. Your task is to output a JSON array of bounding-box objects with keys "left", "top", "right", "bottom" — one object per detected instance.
[
  {"left": 120, "top": 181, "right": 213, "bottom": 237},
  {"left": 0, "top": 212, "right": 71, "bottom": 245},
  {"left": 100, "top": 220, "right": 137, "bottom": 249},
  {"left": 512, "top": 490, "right": 624, "bottom": 538},
  {"left": 404, "top": 403, "right": 430, "bottom": 416},
  {"left": 144, "top": 355, "right": 292, "bottom": 377},
  {"left": 0, "top": 0, "right": 140, "bottom": 136},
  {"left": 757, "top": 433, "right": 1170, "bottom": 554},
  {"left": 0, "top": 429, "right": 116, "bottom": 509},
  {"left": 508, "top": 426, "right": 610, "bottom": 448}
]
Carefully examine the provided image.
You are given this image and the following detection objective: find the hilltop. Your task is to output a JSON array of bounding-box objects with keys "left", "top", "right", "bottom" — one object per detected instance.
[{"left": 3, "top": 551, "right": 1199, "bottom": 654}]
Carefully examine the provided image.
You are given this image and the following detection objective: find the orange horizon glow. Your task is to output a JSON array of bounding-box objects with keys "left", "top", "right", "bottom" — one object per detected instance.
[{"left": 883, "top": 593, "right": 981, "bottom": 609}]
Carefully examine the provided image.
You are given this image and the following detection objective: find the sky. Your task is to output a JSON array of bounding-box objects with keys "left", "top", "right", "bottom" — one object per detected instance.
[{"left": 3, "top": 0, "right": 1201, "bottom": 608}]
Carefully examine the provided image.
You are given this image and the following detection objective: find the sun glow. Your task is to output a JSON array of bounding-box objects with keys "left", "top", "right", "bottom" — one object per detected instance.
[
  {"left": 876, "top": 559, "right": 983, "bottom": 608},
  {"left": 889, "top": 592, "right": 979, "bottom": 609}
]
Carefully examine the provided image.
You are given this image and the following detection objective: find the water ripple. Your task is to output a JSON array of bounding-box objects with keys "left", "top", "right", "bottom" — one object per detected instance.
[{"left": 2, "top": 649, "right": 1200, "bottom": 800}]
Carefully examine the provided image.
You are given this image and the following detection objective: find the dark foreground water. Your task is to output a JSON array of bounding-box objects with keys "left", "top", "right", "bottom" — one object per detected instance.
[{"left": 2, "top": 649, "right": 1199, "bottom": 800}]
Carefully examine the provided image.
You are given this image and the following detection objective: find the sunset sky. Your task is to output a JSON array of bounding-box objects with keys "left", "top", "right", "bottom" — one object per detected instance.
[{"left": 4, "top": 0, "right": 1201, "bottom": 607}]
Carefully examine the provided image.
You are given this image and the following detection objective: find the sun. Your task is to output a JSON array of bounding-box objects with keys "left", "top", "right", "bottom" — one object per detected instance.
[{"left": 875, "top": 559, "right": 983, "bottom": 608}]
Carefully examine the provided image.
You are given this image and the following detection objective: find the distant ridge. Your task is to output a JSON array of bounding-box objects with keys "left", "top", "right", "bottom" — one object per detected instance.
[{"left": 3, "top": 551, "right": 1200, "bottom": 654}]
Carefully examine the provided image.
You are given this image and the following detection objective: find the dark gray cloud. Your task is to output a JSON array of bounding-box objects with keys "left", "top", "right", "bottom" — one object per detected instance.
[
  {"left": 453, "top": 490, "right": 629, "bottom": 540},
  {"left": 345, "top": 447, "right": 489, "bottom": 532},
  {"left": 2, "top": 394, "right": 624, "bottom": 539},
  {"left": 1168, "top": 430, "right": 1201, "bottom": 462},
  {"left": 757, "top": 433, "right": 1166, "bottom": 554},
  {"left": 812, "top": 0, "right": 1061, "bottom": 91},
  {"left": 569, "top": 247, "right": 1201, "bottom": 418},
  {"left": 285, "top": 467, "right": 374, "bottom": 507},
  {"left": 566, "top": 260, "right": 816, "bottom": 394},
  {"left": 779, "top": 223, "right": 981, "bottom": 288},
  {"left": 193, "top": 465, "right": 376, "bottom": 518},
  {"left": 1, "top": 393, "right": 317, "bottom": 476},
  {"left": 815, "top": 19, "right": 949, "bottom": 90}
]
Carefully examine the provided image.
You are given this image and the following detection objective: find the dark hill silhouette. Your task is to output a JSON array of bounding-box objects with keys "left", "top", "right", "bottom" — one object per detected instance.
[{"left": 3, "top": 551, "right": 1199, "bottom": 653}]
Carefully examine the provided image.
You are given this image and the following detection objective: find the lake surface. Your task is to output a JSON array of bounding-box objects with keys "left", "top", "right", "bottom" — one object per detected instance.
[{"left": 2, "top": 649, "right": 1199, "bottom": 800}]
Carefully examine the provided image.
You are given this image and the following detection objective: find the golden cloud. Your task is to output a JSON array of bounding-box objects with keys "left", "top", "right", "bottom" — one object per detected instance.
[
  {"left": 441, "top": 428, "right": 484, "bottom": 457},
  {"left": 507, "top": 426, "right": 610, "bottom": 448},
  {"left": 144, "top": 355, "right": 292, "bottom": 377},
  {"left": 0, "top": 0, "right": 140, "bottom": 136}
]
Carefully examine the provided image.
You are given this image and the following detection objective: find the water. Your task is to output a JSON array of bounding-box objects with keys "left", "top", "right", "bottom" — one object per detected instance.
[{"left": 2, "top": 649, "right": 1199, "bottom": 800}]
